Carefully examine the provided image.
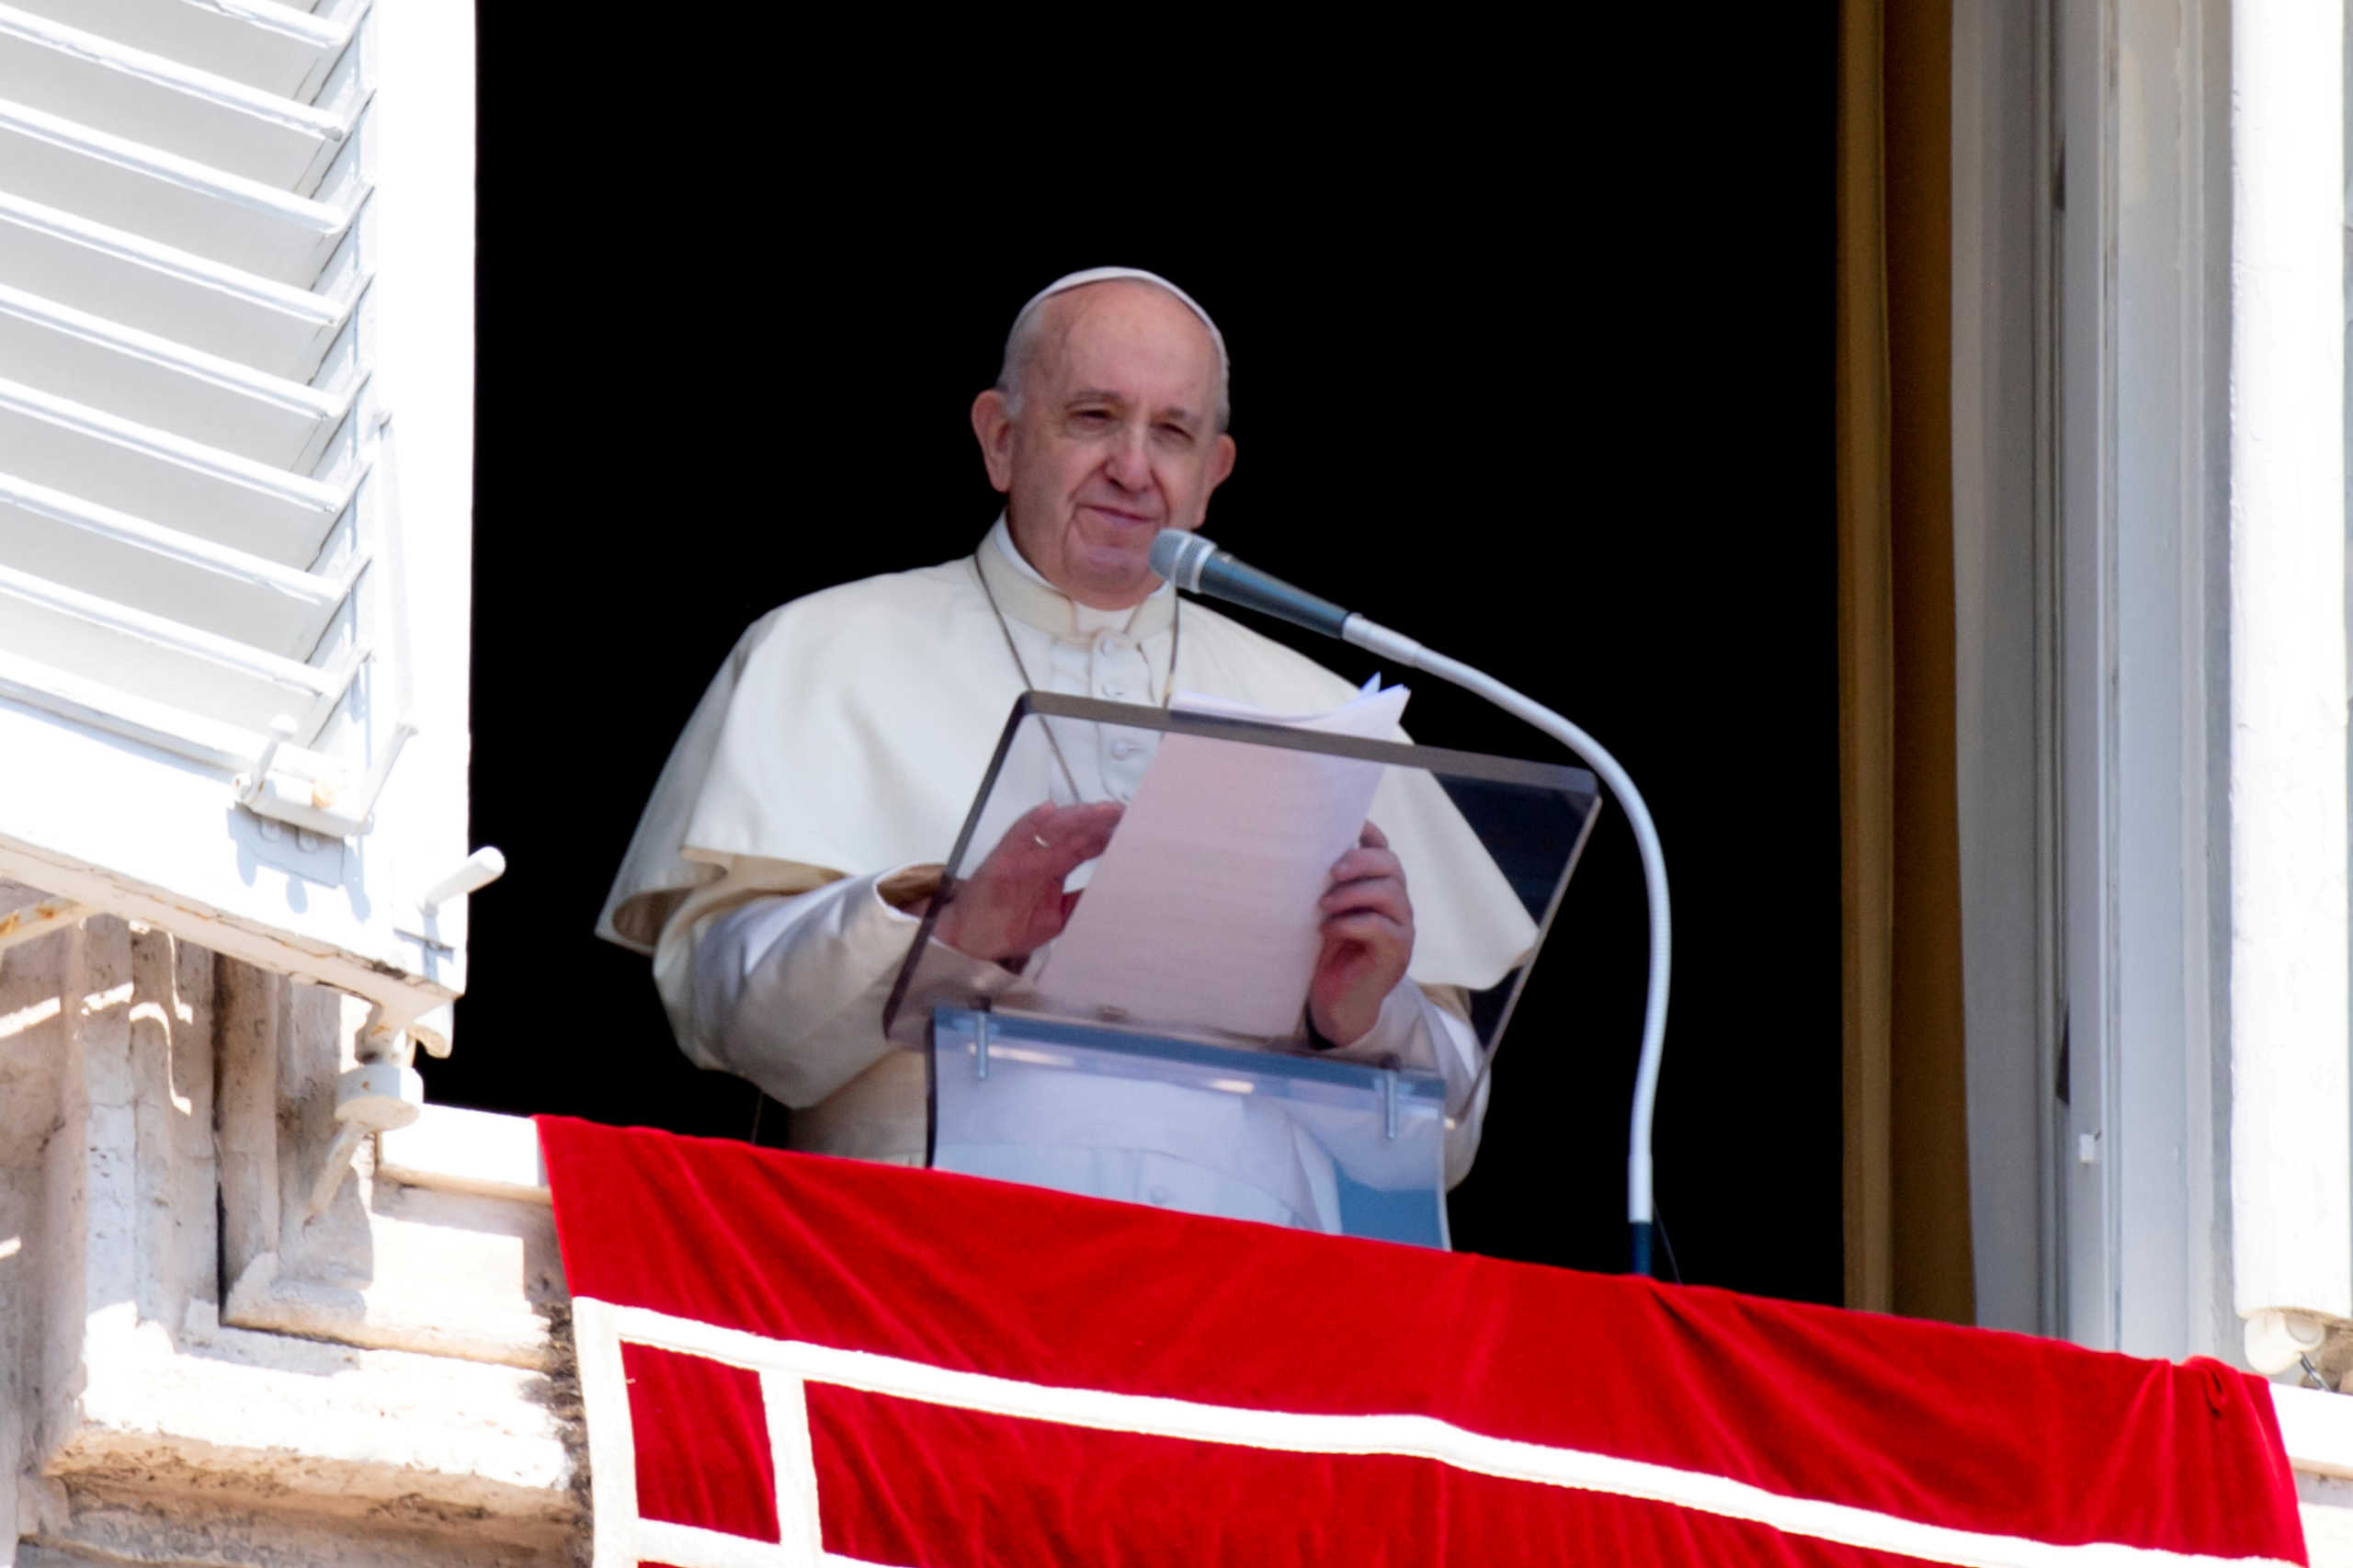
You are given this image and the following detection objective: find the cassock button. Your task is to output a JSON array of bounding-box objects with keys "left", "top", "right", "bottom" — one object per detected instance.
[
  {"left": 1147, "top": 1185, "right": 1173, "bottom": 1206},
  {"left": 1109, "top": 738, "right": 1139, "bottom": 760}
]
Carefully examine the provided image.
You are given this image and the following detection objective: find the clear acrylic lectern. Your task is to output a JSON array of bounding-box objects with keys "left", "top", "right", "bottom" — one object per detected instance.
[{"left": 882, "top": 693, "right": 1600, "bottom": 1249}]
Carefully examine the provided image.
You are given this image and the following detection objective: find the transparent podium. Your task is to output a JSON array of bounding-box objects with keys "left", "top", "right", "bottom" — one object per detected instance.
[{"left": 881, "top": 693, "right": 1601, "bottom": 1249}]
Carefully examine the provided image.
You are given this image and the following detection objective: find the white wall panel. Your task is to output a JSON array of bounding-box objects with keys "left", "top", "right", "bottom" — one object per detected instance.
[{"left": 2227, "top": 0, "right": 2351, "bottom": 1334}]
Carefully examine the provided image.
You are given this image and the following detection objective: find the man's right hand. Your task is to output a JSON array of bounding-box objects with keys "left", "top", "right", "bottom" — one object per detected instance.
[{"left": 931, "top": 801, "right": 1123, "bottom": 964}]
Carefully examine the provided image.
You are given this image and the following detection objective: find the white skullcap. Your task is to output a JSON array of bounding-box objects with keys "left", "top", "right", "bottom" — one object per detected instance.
[
  {"left": 1001, "top": 267, "right": 1232, "bottom": 427},
  {"left": 1006, "top": 266, "right": 1227, "bottom": 364}
]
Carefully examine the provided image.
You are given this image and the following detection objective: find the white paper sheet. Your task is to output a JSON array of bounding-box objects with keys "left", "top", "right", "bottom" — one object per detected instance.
[{"left": 1030, "top": 677, "right": 1409, "bottom": 1040}]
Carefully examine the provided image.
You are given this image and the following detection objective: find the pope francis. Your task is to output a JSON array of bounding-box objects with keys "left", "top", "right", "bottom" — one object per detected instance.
[{"left": 597, "top": 267, "right": 1536, "bottom": 1234}]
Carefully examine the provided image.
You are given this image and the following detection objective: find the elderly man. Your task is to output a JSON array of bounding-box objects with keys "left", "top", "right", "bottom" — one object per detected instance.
[{"left": 598, "top": 268, "right": 1532, "bottom": 1231}]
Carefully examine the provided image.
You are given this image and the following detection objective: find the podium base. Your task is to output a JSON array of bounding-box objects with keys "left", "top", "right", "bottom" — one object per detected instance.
[{"left": 927, "top": 1006, "right": 1450, "bottom": 1248}]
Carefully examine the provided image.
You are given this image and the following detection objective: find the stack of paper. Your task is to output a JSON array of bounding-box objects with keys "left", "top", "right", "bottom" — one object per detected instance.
[{"left": 1032, "top": 677, "right": 1408, "bottom": 1040}]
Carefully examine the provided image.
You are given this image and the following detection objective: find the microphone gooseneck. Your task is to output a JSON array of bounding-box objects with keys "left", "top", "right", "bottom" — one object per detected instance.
[{"left": 1152, "top": 528, "right": 1675, "bottom": 1279}]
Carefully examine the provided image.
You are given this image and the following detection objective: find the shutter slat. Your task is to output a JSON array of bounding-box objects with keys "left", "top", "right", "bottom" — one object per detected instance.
[
  {"left": 0, "top": 5, "right": 349, "bottom": 192},
  {"left": 0, "top": 374, "right": 347, "bottom": 563},
  {"left": 0, "top": 558, "right": 343, "bottom": 736},
  {"left": 0, "top": 0, "right": 356, "bottom": 101},
  {"left": 0, "top": 644, "right": 256, "bottom": 768},
  {"left": 0, "top": 97, "right": 351, "bottom": 284},
  {"left": 0, "top": 470, "right": 346, "bottom": 659},
  {"left": 0, "top": 279, "right": 347, "bottom": 467},
  {"left": 0, "top": 188, "right": 348, "bottom": 377}
]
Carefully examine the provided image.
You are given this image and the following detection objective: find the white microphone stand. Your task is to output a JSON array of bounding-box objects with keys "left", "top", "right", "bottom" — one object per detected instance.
[{"left": 1343, "top": 617, "right": 1672, "bottom": 1278}]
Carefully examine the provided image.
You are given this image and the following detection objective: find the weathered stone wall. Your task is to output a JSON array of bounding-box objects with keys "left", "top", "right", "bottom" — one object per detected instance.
[{"left": 2, "top": 919, "right": 584, "bottom": 1567}]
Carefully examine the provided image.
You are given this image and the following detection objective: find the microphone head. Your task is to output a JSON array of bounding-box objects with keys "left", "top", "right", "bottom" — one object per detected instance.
[{"left": 1150, "top": 528, "right": 1215, "bottom": 589}]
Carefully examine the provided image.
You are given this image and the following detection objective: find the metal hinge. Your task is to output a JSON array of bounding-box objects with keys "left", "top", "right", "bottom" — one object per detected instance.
[{"left": 235, "top": 711, "right": 416, "bottom": 839}]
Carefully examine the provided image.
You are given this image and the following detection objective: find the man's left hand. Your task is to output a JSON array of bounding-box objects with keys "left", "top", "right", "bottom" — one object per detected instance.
[{"left": 1309, "top": 820, "right": 1415, "bottom": 1047}]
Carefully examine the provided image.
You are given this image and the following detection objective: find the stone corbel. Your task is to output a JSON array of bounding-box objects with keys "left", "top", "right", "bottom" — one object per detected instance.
[{"left": 216, "top": 961, "right": 562, "bottom": 1370}]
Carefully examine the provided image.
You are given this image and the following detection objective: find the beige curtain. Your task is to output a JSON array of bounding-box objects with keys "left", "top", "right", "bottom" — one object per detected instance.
[{"left": 1837, "top": 0, "right": 1974, "bottom": 1324}]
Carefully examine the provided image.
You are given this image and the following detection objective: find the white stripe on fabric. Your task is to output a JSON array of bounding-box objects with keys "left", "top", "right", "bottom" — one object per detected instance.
[
  {"left": 578, "top": 1299, "right": 898, "bottom": 1568},
  {"left": 633, "top": 1519, "right": 903, "bottom": 1568},
  {"left": 574, "top": 1298, "right": 647, "bottom": 1568},
  {"left": 762, "top": 1365, "right": 824, "bottom": 1566},
  {"left": 577, "top": 1298, "right": 2299, "bottom": 1568},
  {"left": 633, "top": 1518, "right": 795, "bottom": 1568}
]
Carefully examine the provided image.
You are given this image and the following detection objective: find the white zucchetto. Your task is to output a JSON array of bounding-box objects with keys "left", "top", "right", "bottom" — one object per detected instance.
[{"left": 1004, "top": 266, "right": 1228, "bottom": 381}]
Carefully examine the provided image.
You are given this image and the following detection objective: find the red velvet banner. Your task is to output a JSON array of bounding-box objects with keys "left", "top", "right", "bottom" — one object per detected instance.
[{"left": 538, "top": 1115, "right": 2305, "bottom": 1567}]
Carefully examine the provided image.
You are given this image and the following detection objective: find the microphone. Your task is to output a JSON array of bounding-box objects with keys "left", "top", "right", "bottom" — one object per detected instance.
[
  {"left": 1150, "top": 530, "right": 1353, "bottom": 641},
  {"left": 1151, "top": 527, "right": 1677, "bottom": 1280}
]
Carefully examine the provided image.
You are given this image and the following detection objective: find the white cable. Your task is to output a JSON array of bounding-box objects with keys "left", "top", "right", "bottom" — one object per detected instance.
[{"left": 1346, "top": 617, "right": 1671, "bottom": 1240}]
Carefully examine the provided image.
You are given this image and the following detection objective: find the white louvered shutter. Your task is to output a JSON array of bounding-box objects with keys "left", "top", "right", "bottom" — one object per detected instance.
[{"left": 0, "top": 0, "right": 480, "bottom": 1054}]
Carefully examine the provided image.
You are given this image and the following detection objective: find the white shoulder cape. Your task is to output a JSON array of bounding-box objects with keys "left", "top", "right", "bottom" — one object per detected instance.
[{"left": 597, "top": 552, "right": 1540, "bottom": 992}]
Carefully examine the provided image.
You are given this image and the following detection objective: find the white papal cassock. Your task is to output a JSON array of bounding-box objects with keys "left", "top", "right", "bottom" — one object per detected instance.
[{"left": 597, "top": 522, "right": 1540, "bottom": 1230}]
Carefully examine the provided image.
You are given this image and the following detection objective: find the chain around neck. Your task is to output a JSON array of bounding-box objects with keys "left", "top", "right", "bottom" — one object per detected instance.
[{"left": 972, "top": 551, "right": 1182, "bottom": 802}]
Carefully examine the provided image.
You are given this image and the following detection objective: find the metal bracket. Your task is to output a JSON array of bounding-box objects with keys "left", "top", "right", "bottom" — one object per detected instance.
[
  {"left": 234, "top": 711, "right": 417, "bottom": 839},
  {"left": 303, "top": 1055, "right": 423, "bottom": 1220}
]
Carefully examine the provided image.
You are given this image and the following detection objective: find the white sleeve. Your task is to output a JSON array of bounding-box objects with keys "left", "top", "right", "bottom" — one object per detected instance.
[
  {"left": 1316, "top": 981, "right": 1492, "bottom": 1188},
  {"left": 689, "top": 871, "right": 1016, "bottom": 1108}
]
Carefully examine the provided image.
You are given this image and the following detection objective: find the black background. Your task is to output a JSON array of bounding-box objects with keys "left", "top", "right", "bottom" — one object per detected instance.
[{"left": 449, "top": 40, "right": 1842, "bottom": 1303}]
